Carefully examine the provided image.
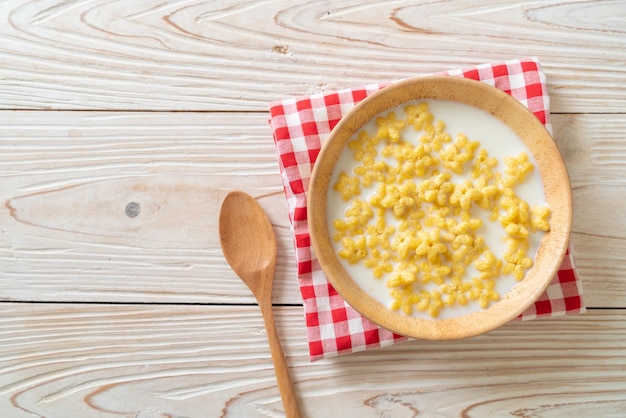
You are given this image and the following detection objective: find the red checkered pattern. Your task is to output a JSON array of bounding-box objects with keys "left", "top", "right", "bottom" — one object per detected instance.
[{"left": 269, "top": 57, "right": 585, "bottom": 361}]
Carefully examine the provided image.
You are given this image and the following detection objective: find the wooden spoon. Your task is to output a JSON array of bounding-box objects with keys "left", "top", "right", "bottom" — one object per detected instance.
[{"left": 219, "top": 190, "right": 302, "bottom": 418}]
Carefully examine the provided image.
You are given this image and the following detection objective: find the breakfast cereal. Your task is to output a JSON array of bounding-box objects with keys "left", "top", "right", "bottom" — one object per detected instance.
[{"left": 328, "top": 99, "right": 551, "bottom": 319}]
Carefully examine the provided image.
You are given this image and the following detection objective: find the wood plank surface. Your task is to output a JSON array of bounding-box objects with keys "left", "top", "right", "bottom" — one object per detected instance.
[
  {"left": 0, "top": 111, "right": 292, "bottom": 305},
  {"left": 1, "top": 1, "right": 625, "bottom": 417},
  {"left": 0, "top": 0, "right": 624, "bottom": 112},
  {"left": 0, "top": 111, "right": 622, "bottom": 308},
  {"left": 0, "top": 304, "right": 624, "bottom": 418}
]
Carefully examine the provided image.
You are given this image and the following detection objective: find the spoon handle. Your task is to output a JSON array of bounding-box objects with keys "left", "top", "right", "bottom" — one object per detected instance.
[{"left": 258, "top": 298, "right": 303, "bottom": 418}]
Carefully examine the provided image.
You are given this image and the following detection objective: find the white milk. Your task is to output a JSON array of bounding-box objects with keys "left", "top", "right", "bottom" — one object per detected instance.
[{"left": 327, "top": 99, "right": 548, "bottom": 319}]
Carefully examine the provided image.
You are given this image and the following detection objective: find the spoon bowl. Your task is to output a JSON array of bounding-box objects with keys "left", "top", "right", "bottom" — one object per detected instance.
[{"left": 220, "top": 191, "right": 277, "bottom": 289}]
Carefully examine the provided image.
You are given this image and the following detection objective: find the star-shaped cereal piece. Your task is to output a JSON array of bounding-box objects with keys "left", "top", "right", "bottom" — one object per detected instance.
[
  {"left": 354, "top": 160, "right": 393, "bottom": 187},
  {"left": 368, "top": 183, "right": 387, "bottom": 209},
  {"left": 379, "top": 184, "right": 419, "bottom": 218},
  {"left": 404, "top": 102, "right": 434, "bottom": 131},
  {"left": 473, "top": 176, "right": 500, "bottom": 210},
  {"left": 498, "top": 194, "right": 530, "bottom": 227},
  {"left": 441, "top": 279, "right": 473, "bottom": 306},
  {"left": 456, "top": 133, "right": 480, "bottom": 156},
  {"left": 443, "top": 212, "right": 482, "bottom": 249},
  {"left": 420, "top": 120, "right": 451, "bottom": 152},
  {"left": 333, "top": 172, "right": 361, "bottom": 201},
  {"left": 415, "top": 230, "right": 448, "bottom": 264},
  {"left": 505, "top": 152, "right": 534, "bottom": 178},
  {"left": 348, "top": 130, "right": 380, "bottom": 161},
  {"left": 471, "top": 148, "right": 498, "bottom": 179},
  {"left": 417, "top": 261, "right": 452, "bottom": 285},
  {"left": 438, "top": 134, "right": 478, "bottom": 174},
  {"left": 393, "top": 287, "right": 424, "bottom": 315},
  {"left": 397, "top": 208, "right": 426, "bottom": 232},
  {"left": 449, "top": 180, "right": 483, "bottom": 210},
  {"left": 364, "top": 248, "right": 394, "bottom": 279},
  {"left": 392, "top": 229, "right": 421, "bottom": 260},
  {"left": 500, "top": 152, "right": 535, "bottom": 188},
  {"left": 505, "top": 223, "right": 529, "bottom": 239},
  {"left": 413, "top": 152, "right": 440, "bottom": 176},
  {"left": 531, "top": 206, "right": 551, "bottom": 231},
  {"left": 366, "top": 217, "right": 395, "bottom": 250},
  {"left": 439, "top": 143, "right": 465, "bottom": 174},
  {"left": 418, "top": 172, "right": 454, "bottom": 206},
  {"left": 415, "top": 290, "right": 445, "bottom": 318},
  {"left": 474, "top": 250, "right": 502, "bottom": 281},
  {"left": 469, "top": 278, "right": 500, "bottom": 308},
  {"left": 452, "top": 236, "right": 486, "bottom": 266},
  {"left": 376, "top": 112, "right": 406, "bottom": 142},
  {"left": 502, "top": 248, "right": 533, "bottom": 280},
  {"left": 423, "top": 205, "right": 451, "bottom": 229},
  {"left": 345, "top": 199, "right": 374, "bottom": 224},
  {"left": 338, "top": 236, "right": 368, "bottom": 264},
  {"left": 332, "top": 218, "right": 364, "bottom": 242},
  {"left": 387, "top": 262, "right": 419, "bottom": 288}
]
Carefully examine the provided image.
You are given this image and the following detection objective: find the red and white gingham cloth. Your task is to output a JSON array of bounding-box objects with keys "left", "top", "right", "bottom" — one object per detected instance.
[{"left": 269, "top": 57, "right": 585, "bottom": 361}]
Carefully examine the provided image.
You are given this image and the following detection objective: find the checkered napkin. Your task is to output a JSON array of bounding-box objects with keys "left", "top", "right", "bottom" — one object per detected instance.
[{"left": 269, "top": 57, "right": 585, "bottom": 361}]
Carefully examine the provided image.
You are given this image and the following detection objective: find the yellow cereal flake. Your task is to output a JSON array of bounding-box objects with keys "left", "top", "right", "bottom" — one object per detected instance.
[
  {"left": 376, "top": 112, "right": 406, "bottom": 142},
  {"left": 474, "top": 176, "right": 500, "bottom": 209},
  {"left": 415, "top": 230, "right": 448, "bottom": 264},
  {"left": 397, "top": 209, "right": 426, "bottom": 232},
  {"left": 332, "top": 218, "right": 362, "bottom": 242},
  {"left": 417, "top": 261, "right": 451, "bottom": 285},
  {"left": 530, "top": 206, "right": 551, "bottom": 231},
  {"left": 503, "top": 248, "right": 534, "bottom": 280},
  {"left": 417, "top": 172, "right": 454, "bottom": 206},
  {"left": 442, "top": 279, "right": 472, "bottom": 306},
  {"left": 471, "top": 149, "right": 498, "bottom": 179},
  {"left": 333, "top": 172, "right": 360, "bottom": 201},
  {"left": 387, "top": 262, "right": 419, "bottom": 288},
  {"left": 469, "top": 278, "right": 500, "bottom": 308},
  {"left": 420, "top": 120, "right": 451, "bottom": 152},
  {"left": 498, "top": 195, "right": 530, "bottom": 227},
  {"left": 354, "top": 160, "right": 394, "bottom": 187},
  {"left": 365, "top": 217, "right": 395, "bottom": 250},
  {"left": 392, "top": 229, "right": 420, "bottom": 260},
  {"left": 348, "top": 130, "right": 380, "bottom": 161},
  {"left": 418, "top": 290, "right": 445, "bottom": 318},
  {"left": 405, "top": 102, "right": 434, "bottom": 130},
  {"left": 345, "top": 199, "right": 374, "bottom": 225},
  {"left": 338, "top": 236, "right": 368, "bottom": 264},
  {"left": 505, "top": 152, "right": 534, "bottom": 180},
  {"left": 364, "top": 248, "right": 394, "bottom": 279},
  {"left": 452, "top": 235, "right": 486, "bottom": 265},
  {"left": 331, "top": 101, "right": 551, "bottom": 317},
  {"left": 505, "top": 223, "right": 529, "bottom": 239},
  {"left": 449, "top": 180, "right": 483, "bottom": 210},
  {"left": 474, "top": 250, "right": 503, "bottom": 281}
]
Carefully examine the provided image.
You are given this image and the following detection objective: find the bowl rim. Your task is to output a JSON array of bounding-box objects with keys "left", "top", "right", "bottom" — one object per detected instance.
[{"left": 308, "top": 75, "right": 572, "bottom": 340}]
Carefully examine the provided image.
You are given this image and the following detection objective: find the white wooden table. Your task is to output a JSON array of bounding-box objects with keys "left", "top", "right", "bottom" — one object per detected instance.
[{"left": 1, "top": 1, "right": 625, "bottom": 417}]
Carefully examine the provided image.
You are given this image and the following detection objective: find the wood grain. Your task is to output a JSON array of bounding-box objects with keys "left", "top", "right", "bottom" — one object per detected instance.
[
  {"left": 0, "top": 0, "right": 624, "bottom": 112},
  {"left": 0, "top": 304, "right": 624, "bottom": 417}
]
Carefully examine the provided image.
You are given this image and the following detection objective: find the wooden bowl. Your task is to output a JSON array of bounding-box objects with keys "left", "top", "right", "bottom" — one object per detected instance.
[{"left": 308, "top": 76, "right": 572, "bottom": 340}]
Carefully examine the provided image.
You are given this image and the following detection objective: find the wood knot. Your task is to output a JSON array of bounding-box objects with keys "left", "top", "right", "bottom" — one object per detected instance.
[
  {"left": 272, "top": 45, "right": 290, "bottom": 55},
  {"left": 125, "top": 201, "right": 141, "bottom": 218}
]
